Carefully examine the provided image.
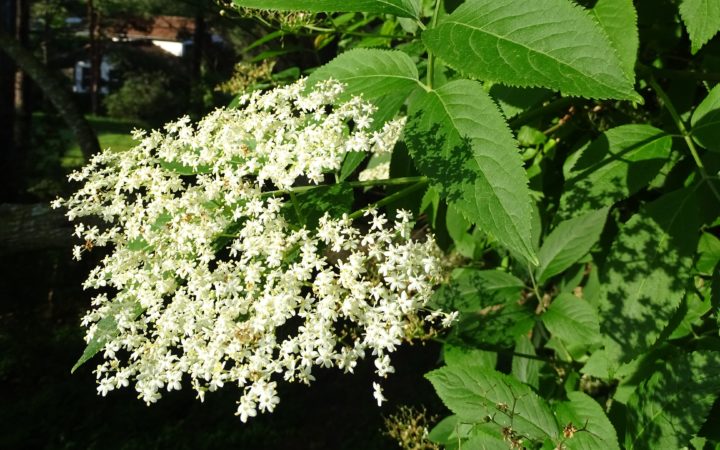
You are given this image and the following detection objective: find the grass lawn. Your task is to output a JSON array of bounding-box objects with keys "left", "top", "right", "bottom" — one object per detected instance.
[{"left": 61, "top": 115, "right": 142, "bottom": 168}]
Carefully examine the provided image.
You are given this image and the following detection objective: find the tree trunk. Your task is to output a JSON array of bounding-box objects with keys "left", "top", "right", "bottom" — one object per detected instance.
[
  {"left": 0, "top": 29, "right": 101, "bottom": 161},
  {"left": 88, "top": 0, "right": 101, "bottom": 115},
  {"left": 13, "top": 0, "right": 30, "bottom": 168},
  {"left": 0, "top": 203, "right": 74, "bottom": 254},
  {"left": 0, "top": 0, "right": 17, "bottom": 202}
]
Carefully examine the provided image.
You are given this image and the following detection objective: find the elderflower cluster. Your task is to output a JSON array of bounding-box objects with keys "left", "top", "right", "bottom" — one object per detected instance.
[{"left": 54, "top": 78, "right": 452, "bottom": 421}]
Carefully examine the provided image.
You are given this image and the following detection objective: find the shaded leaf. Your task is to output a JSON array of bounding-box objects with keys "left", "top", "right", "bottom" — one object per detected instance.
[
  {"left": 536, "top": 208, "right": 609, "bottom": 283},
  {"left": 679, "top": 0, "right": 720, "bottom": 54},
  {"left": 426, "top": 364, "right": 560, "bottom": 441},
  {"left": 543, "top": 293, "right": 601, "bottom": 354},
  {"left": 422, "top": 0, "right": 640, "bottom": 101},
  {"left": 554, "top": 392, "right": 620, "bottom": 450},
  {"left": 625, "top": 351, "right": 720, "bottom": 449},
  {"left": 512, "top": 335, "right": 541, "bottom": 389},
  {"left": 597, "top": 186, "right": 701, "bottom": 363},
  {"left": 559, "top": 125, "right": 672, "bottom": 219},
  {"left": 691, "top": 84, "right": 720, "bottom": 152},
  {"left": 406, "top": 79, "right": 536, "bottom": 262},
  {"left": 431, "top": 268, "right": 525, "bottom": 313}
]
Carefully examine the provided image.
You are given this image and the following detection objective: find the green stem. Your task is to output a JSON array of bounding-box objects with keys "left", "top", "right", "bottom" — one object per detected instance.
[
  {"left": 302, "top": 24, "right": 409, "bottom": 39},
  {"left": 426, "top": 0, "right": 442, "bottom": 89},
  {"left": 348, "top": 180, "right": 428, "bottom": 220},
  {"left": 528, "top": 265, "right": 542, "bottom": 303},
  {"left": 647, "top": 76, "right": 720, "bottom": 203}
]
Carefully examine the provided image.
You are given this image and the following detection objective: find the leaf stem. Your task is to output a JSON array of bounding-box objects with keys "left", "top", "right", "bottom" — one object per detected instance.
[
  {"left": 647, "top": 76, "right": 720, "bottom": 203},
  {"left": 262, "top": 176, "right": 429, "bottom": 198},
  {"left": 348, "top": 180, "right": 428, "bottom": 220},
  {"left": 426, "top": 0, "right": 442, "bottom": 89}
]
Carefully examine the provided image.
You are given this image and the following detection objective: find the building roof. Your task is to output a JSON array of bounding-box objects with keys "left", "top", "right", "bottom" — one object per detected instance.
[{"left": 112, "top": 16, "right": 195, "bottom": 42}]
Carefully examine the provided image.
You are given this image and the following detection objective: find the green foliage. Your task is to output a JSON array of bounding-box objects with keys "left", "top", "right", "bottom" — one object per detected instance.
[
  {"left": 406, "top": 80, "right": 536, "bottom": 263},
  {"left": 679, "top": 0, "right": 720, "bottom": 54},
  {"left": 535, "top": 207, "right": 608, "bottom": 283},
  {"left": 625, "top": 351, "right": 720, "bottom": 449},
  {"left": 68, "top": 0, "right": 720, "bottom": 447},
  {"left": 422, "top": 0, "right": 641, "bottom": 101},
  {"left": 691, "top": 84, "right": 720, "bottom": 152}
]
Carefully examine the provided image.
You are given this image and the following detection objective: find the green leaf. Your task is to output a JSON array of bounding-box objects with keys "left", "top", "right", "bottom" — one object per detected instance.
[
  {"left": 422, "top": 0, "right": 640, "bottom": 101},
  {"left": 512, "top": 335, "right": 541, "bottom": 389},
  {"left": 425, "top": 364, "right": 560, "bottom": 442},
  {"left": 625, "top": 351, "right": 720, "bottom": 449},
  {"left": 554, "top": 392, "right": 620, "bottom": 450},
  {"left": 431, "top": 268, "right": 525, "bottom": 313},
  {"left": 307, "top": 49, "right": 421, "bottom": 124},
  {"left": 291, "top": 183, "right": 354, "bottom": 228},
  {"left": 698, "top": 232, "right": 720, "bottom": 274},
  {"left": 444, "top": 343, "right": 497, "bottom": 370},
  {"left": 71, "top": 303, "right": 144, "bottom": 373},
  {"left": 231, "top": 0, "right": 420, "bottom": 18},
  {"left": 488, "top": 85, "right": 553, "bottom": 120},
  {"left": 536, "top": 208, "right": 608, "bottom": 283},
  {"left": 691, "top": 84, "right": 720, "bottom": 152},
  {"left": 339, "top": 152, "right": 367, "bottom": 182},
  {"left": 406, "top": 80, "right": 536, "bottom": 263},
  {"left": 543, "top": 293, "right": 601, "bottom": 356},
  {"left": 679, "top": 0, "right": 720, "bottom": 54},
  {"left": 159, "top": 160, "right": 212, "bottom": 175},
  {"left": 597, "top": 186, "right": 701, "bottom": 363},
  {"left": 559, "top": 125, "right": 672, "bottom": 219},
  {"left": 591, "top": 0, "right": 639, "bottom": 81}
]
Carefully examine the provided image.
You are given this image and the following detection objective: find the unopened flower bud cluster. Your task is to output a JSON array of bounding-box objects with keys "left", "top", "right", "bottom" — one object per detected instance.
[{"left": 54, "top": 78, "right": 453, "bottom": 421}]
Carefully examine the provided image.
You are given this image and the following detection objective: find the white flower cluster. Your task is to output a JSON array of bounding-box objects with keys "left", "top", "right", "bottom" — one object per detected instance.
[{"left": 55, "top": 78, "right": 452, "bottom": 421}]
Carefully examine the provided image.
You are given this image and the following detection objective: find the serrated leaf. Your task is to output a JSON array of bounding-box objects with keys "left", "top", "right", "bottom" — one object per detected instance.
[
  {"left": 591, "top": 0, "right": 639, "bottom": 81},
  {"left": 597, "top": 186, "right": 701, "bottom": 363},
  {"left": 426, "top": 364, "right": 560, "bottom": 442},
  {"left": 691, "top": 84, "right": 720, "bottom": 152},
  {"left": 679, "top": 0, "right": 720, "bottom": 54},
  {"left": 559, "top": 125, "right": 672, "bottom": 219},
  {"left": 536, "top": 208, "right": 608, "bottom": 283},
  {"left": 625, "top": 351, "right": 720, "bottom": 449},
  {"left": 232, "top": 0, "right": 420, "bottom": 18},
  {"left": 406, "top": 80, "right": 536, "bottom": 263},
  {"left": 71, "top": 303, "right": 144, "bottom": 373},
  {"left": 543, "top": 293, "right": 601, "bottom": 353},
  {"left": 422, "top": 0, "right": 640, "bottom": 101},
  {"left": 554, "top": 392, "right": 620, "bottom": 450},
  {"left": 307, "top": 49, "right": 421, "bottom": 125},
  {"left": 488, "top": 85, "right": 553, "bottom": 120}
]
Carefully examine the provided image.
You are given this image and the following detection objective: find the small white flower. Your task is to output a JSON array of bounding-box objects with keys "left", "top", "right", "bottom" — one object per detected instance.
[{"left": 372, "top": 382, "right": 386, "bottom": 407}]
